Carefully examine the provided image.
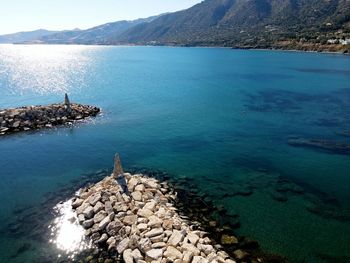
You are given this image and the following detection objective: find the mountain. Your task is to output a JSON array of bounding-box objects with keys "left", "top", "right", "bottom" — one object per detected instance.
[
  {"left": 0, "top": 29, "right": 60, "bottom": 44},
  {"left": 2, "top": 0, "right": 349, "bottom": 52},
  {"left": 114, "top": 0, "right": 350, "bottom": 50},
  {"left": 35, "top": 15, "right": 162, "bottom": 44}
]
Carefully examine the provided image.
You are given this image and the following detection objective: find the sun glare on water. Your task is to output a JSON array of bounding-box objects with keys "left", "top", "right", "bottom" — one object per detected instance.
[
  {"left": 0, "top": 44, "right": 98, "bottom": 95},
  {"left": 49, "top": 200, "right": 92, "bottom": 260}
]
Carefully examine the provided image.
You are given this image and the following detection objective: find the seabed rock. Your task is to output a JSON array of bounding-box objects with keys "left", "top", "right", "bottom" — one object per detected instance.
[
  {"left": 0, "top": 94, "right": 100, "bottom": 136},
  {"left": 288, "top": 137, "right": 350, "bottom": 155}
]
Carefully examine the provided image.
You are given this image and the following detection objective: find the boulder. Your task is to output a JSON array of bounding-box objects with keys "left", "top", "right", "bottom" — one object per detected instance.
[
  {"left": 123, "top": 249, "right": 133, "bottom": 263},
  {"left": 221, "top": 235, "right": 238, "bottom": 245},
  {"left": 117, "top": 237, "right": 130, "bottom": 254},
  {"left": 138, "top": 208, "right": 154, "bottom": 218},
  {"left": 145, "top": 228, "right": 163, "bottom": 238},
  {"left": 146, "top": 248, "right": 163, "bottom": 260},
  {"left": 164, "top": 246, "right": 183, "bottom": 261},
  {"left": 128, "top": 177, "right": 139, "bottom": 191},
  {"left": 188, "top": 232, "right": 200, "bottom": 245},
  {"left": 94, "top": 210, "right": 108, "bottom": 223},
  {"left": 131, "top": 191, "right": 143, "bottom": 201},
  {"left": 182, "top": 243, "right": 200, "bottom": 256},
  {"left": 168, "top": 229, "right": 184, "bottom": 246},
  {"left": 192, "top": 256, "right": 209, "bottom": 263},
  {"left": 233, "top": 250, "right": 249, "bottom": 261},
  {"left": 137, "top": 223, "right": 148, "bottom": 231},
  {"left": 132, "top": 248, "right": 143, "bottom": 261},
  {"left": 106, "top": 220, "right": 123, "bottom": 236},
  {"left": 183, "top": 251, "right": 194, "bottom": 262},
  {"left": 93, "top": 201, "right": 104, "bottom": 213},
  {"left": 123, "top": 215, "right": 138, "bottom": 225},
  {"left": 88, "top": 192, "right": 101, "bottom": 206},
  {"left": 82, "top": 219, "right": 94, "bottom": 229},
  {"left": 97, "top": 233, "right": 108, "bottom": 245},
  {"left": 98, "top": 216, "right": 111, "bottom": 230},
  {"left": 147, "top": 215, "right": 163, "bottom": 228},
  {"left": 83, "top": 206, "right": 94, "bottom": 219},
  {"left": 72, "top": 198, "right": 84, "bottom": 208}
]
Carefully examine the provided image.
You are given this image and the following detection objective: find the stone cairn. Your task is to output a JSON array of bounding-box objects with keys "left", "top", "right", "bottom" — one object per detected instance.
[
  {"left": 71, "top": 155, "right": 246, "bottom": 263},
  {"left": 0, "top": 94, "right": 100, "bottom": 136}
]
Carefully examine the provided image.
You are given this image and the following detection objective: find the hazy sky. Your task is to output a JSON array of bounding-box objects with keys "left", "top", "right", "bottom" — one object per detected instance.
[{"left": 0, "top": 0, "right": 202, "bottom": 34}]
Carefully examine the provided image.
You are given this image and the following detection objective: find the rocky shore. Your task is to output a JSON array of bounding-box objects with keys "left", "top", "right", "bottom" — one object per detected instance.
[
  {"left": 70, "top": 156, "right": 263, "bottom": 263},
  {"left": 0, "top": 94, "right": 100, "bottom": 136}
]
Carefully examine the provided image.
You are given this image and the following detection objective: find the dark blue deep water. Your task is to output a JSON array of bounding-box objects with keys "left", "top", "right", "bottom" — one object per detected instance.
[{"left": 0, "top": 45, "right": 350, "bottom": 262}]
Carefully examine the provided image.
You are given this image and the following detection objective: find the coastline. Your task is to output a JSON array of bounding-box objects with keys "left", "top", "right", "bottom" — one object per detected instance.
[{"left": 3, "top": 42, "right": 349, "bottom": 56}]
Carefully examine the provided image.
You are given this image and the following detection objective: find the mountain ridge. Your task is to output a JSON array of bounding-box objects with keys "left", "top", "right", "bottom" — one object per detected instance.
[{"left": 1, "top": 0, "right": 349, "bottom": 52}]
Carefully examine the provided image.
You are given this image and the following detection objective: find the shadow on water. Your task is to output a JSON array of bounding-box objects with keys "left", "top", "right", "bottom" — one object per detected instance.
[{"left": 287, "top": 67, "right": 350, "bottom": 76}]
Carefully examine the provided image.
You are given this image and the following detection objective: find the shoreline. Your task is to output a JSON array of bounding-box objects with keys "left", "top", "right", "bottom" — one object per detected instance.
[{"left": 2, "top": 42, "right": 349, "bottom": 56}]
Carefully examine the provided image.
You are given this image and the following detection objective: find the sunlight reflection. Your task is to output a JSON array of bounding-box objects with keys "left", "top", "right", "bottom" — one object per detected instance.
[
  {"left": 0, "top": 44, "right": 98, "bottom": 95},
  {"left": 49, "top": 199, "right": 92, "bottom": 260}
]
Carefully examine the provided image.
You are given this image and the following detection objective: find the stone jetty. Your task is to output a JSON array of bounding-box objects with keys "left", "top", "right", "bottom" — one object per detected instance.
[
  {"left": 0, "top": 94, "right": 100, "bottom": 136},
  {"left": 70, "top": 155, "right": 250, "bottom": 263}
]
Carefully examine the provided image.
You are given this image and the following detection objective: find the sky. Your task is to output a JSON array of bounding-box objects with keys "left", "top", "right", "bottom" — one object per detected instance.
[{"left": 0, "top": 0, "right": 202, "bottom": 35}]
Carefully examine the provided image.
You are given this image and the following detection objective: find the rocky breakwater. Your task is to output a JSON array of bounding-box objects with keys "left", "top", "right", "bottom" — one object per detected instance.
[
  {"left": 0, "top": 94, "right": 100, "bottom": 136},
  {"left": 71, "top": 156, "right": 247, "bottom": 263}
]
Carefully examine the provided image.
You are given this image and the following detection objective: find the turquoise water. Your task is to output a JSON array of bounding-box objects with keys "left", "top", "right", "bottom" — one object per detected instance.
[{"left": 0, "top": 45, "right": 350, "bottom": 262}]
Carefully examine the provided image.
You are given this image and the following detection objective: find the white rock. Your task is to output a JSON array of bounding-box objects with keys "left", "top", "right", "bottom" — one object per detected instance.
[
  {"left": 156, "top": 207, "right": 166, "bottom": 218},
  {"left": 183, "top": 250, "right": 194, "bottom": 263},
  {"left": 98, "top": 215, "right": 111, "bottom": 230},
  {"left": 128, "top": 177, "right": 139, "bottom": 191},
  {"left": 83, "top": 205, "right": 94, "bottom": 219},
  {"left": 162, "top": 219, "right": 173, "bottom": 229},
  {"left": 198, "top": 244, "right": 214, "bottom": 255},
  {"left": 167, "top": 229, "right": 184, "bottom": 246},
  {"left": 188, "top": 232, "right": 200, "bottom": 245},
  {"left": 94, "top": 210, "right": 108, "bottom": 223},
  {"left": 135, "top": 184, "right": 145, "bottom": 192},
  {"left": 72, "top": 198, "right": 84, "bottom": 208},
  {"left": 139, "top": 238, "right": 152, "bottom": 252},
  {"left": 145, "top": 180, "right": 158, "bottom": 189},
  {"left": 123, "top": 249, "right": 133, "bottom": 263},
  {"left": 150, "top": 234, "right": 164, "bottom": 243},
  {"left": 137, "top": 223, "right": 148, "bottom": 231},
  {"left": 138, "top": 208, "right": 154, "bottom": 218},
  {"left": 107, "top": 237, "right": 116, "bottom": 246},
  {"left": 117, "top": 237, "right": 130, "bottom": 254},
  {"left": 88, "top": 193, "right": 101, "bottom": 206},
  {"left": 144, "top": 201, "right": 157, "bottom": 211},
  {"left": 131, "top": 191, "right": 143, "bottom": 201},
  {"left": 148, "top": 215, "right": 163, "bottom": 228},
  {"left": 123, "top": 215, "right": 138, "bottom": 225},
  {"left": 93, "top": 201, "right": 104, "bottom": 213},
  {"left": 132, "top": 248, "right": 143, "bottom": 261},
  {"left": 146, "top": 248, "right": 163, "bottom": 260},
  {"left": 182, "top": 243, "right": 200, "bottom": 256},
  {"left": 145, "top": 228, "right": 163, "bottom": 238},
  {"left": 151, "top": 242, "right": 166, "bottom": 248},
  {"left": 164, "top": 246, "right": 183, "bottom": 261},
  {"left": 192, "top": 256, "right": 209, "bottom": 263},
  {"left": 78, "top": 214, "right": 85, "bottom": 223}
]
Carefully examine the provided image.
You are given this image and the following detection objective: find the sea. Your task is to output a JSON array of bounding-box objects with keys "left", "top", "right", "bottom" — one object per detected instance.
[{"left": 0, "top": 45, "right": 349, "bottom": 263}]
